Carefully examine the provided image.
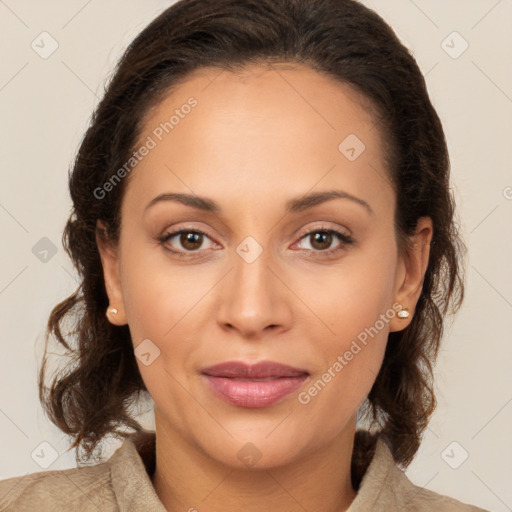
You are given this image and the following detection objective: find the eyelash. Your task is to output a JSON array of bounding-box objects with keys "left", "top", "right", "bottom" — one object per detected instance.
[{"left": 158, "top": 226, "right": 354, "bottom": 259}]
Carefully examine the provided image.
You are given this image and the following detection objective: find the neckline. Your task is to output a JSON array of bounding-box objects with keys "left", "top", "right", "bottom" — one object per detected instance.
[{"left": 112, "top": 429, "right": 396, "bottom": 511}]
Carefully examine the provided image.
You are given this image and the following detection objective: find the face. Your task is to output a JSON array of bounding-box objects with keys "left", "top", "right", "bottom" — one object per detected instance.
[{"left": 98, "top": 63, "right": 432, "bottom": 469}]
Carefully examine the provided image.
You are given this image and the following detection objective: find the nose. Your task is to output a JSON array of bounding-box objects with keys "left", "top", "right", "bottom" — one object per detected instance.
[{"left": 215, "top": 245, "right": 292, "bottom": 339}]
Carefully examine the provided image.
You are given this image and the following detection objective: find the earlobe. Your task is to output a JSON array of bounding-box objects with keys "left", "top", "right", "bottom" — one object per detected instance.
[
  {"left": 389, "top": 217, "right": 433, "bottom": 332},
  {"left": 96, "top": 220, "right": 128, "bottom": 326}
]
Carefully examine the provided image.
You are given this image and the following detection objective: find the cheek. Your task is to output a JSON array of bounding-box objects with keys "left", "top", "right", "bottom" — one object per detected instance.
[
  {"left": 118, "top": 243, "right": 221, "bottom": 402},
  {"left": 290, "top": 233, "right": 398, "bottom": 342},
  {"left": 119, "top": 239, "right": 209, "bottom": 341},
  {"left": 118, "top": 246, "right": 206, "bottom": 406},
  {"left": 298, "top": 290, "right": 391, "bottom": 440},
  {"left": 293, "top": 238, "right": 396, "bottom": 420},
  {"left": 297, "top": 336, "right": 386, "bottom": 450}
]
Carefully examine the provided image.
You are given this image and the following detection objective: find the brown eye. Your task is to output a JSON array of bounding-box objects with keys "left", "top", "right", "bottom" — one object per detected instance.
[
  {"left": 295, "top": 227, "right": 354, "bottom": 256},
  {"left": 179, "top": 232, "right": 204, "bottom": 250},
  {"left": 309, "top": 231, "right": 333, "bottom": 251},
  {"left": 159, "top": 229, "right": 216, "bottom": 257}
]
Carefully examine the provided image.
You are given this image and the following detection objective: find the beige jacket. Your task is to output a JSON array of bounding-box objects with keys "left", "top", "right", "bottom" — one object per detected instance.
[{"left": 0, "top": 432, "right": 489, "bottom": 511}]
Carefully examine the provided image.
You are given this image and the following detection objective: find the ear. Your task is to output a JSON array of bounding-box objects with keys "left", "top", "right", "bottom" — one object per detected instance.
[
  {"left": 96, "top": 220, "right": 127, "bottom": 326},
  {"left": 389, "top": 216, "right": 433, "bottom": 332}
]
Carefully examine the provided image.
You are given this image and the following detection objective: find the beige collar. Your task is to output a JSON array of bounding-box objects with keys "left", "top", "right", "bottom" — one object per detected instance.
[{"left": 108, "top": 430, "right": 401, "bottom": 511}]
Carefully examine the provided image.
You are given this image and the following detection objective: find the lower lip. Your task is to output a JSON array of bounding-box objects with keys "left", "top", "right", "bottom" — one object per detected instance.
[{"left": 202, "top": 375, "right": 308, "bottom": 408}]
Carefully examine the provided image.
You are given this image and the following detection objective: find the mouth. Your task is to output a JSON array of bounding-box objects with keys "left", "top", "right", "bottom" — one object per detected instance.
[{"left": 201, "top": 361, "right": 310, "bottom": 408}]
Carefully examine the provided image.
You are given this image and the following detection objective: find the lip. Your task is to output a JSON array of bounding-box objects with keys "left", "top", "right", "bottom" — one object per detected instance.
[
  {"left": 202, "top": 361, "right": 309, "bottom": 379},
  {"left": 201, "top": 361, "right": 309, "bottom": 408}
]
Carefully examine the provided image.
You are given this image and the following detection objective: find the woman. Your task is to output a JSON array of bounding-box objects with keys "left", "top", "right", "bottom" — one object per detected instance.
[{"left": 0, "top": 0, "right": 489, "bottom": 510}]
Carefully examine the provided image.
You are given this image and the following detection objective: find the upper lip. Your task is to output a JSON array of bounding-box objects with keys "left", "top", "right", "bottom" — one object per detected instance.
[{"left": 201, "top": 361, "right": 309, "bottom": 379}]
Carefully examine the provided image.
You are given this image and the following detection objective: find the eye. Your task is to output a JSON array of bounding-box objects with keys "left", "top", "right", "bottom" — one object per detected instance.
[
  {"left": 158, "top": 225, "right": 354, "bottom": 259},
  {"left": 159, "top": 229, "right": 217, "bottom": 257},
  {"left": 294, "top": 227, "right": 354, "bottom": 256}
]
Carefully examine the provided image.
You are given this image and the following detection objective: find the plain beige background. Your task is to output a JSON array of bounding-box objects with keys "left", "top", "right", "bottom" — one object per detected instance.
[{"left": 0, "top": 1, "right": 511, "bottom": 510}]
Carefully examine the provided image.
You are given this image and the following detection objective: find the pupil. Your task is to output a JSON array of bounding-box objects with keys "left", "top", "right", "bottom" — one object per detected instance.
[
  {"left": 181, "top": 232, "right": 202, "bottom": 250},
  {"left": 312, "top": 232, "right": 331, "bottom": 250}
]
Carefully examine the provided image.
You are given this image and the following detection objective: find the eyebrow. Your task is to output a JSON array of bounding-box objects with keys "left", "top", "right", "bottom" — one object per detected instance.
[{"left": 144, "top": 189, "right": 373, "bottom": 215}]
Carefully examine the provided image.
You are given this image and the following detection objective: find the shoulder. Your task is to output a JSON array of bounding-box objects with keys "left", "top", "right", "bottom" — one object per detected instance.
[
  {"left": 0, "top": 460, "right": 116, "bottom": 512},
  {"left": 387, "top": 465, "right": 490, "bottom": 512},
  {"left": 0, "top": 430, "right": 163, "bottom": 512},
  {"left": 350, "top": 436, "right": 490, "bottom": 512}
]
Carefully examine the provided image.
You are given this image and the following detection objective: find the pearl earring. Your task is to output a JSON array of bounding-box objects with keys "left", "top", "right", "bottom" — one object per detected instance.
[
  {"left": 397, "top": 307, "right": 410, "bottom": 319},
  {"left": 108, "top": 307, "right": 118, "bottom": 315}
]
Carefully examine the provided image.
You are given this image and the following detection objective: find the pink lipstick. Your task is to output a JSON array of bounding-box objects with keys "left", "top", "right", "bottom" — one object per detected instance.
[{"left": 201, "top": 361, "right": 309, "bottom": 408}]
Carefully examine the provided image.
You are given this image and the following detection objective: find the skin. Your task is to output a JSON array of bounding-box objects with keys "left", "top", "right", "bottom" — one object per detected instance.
[{"left": 97, "top": 63, "right": 432, "bottom": 512}]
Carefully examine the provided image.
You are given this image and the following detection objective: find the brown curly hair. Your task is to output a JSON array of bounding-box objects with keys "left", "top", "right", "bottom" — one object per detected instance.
[{"left": 39, "top": 0, "right": 466, "bottom": 484}]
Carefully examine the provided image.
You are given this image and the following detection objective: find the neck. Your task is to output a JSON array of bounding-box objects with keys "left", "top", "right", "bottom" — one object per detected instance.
[{"left": 152, "top": 417, "right": 358, "bottom": 512}]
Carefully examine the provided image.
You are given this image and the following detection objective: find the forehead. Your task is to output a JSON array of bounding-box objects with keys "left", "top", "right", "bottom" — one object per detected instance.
[{"left": 123, "top": 63, "right": 393, "bottom": 218}]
